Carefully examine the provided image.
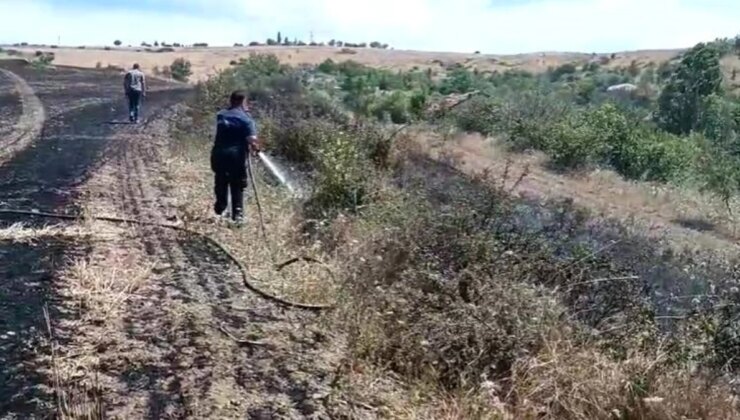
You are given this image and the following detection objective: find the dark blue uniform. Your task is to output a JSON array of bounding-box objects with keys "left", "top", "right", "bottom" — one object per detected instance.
[{"left": 210, "top": 108, "right": 257, "bottom": 220}]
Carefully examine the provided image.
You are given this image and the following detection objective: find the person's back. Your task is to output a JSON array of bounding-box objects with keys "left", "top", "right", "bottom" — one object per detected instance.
[
  {"left": 124, "top": 68, "right": 145, "bottom": 92},
  {"left": 213, "top": 108, "right": 255, "bottom": 151},
  {"left": 123, "top": 64, "right": 146, "bottom": 123},
  {"left": 210, "top": 91, "right": 259, "bottom": 223}
]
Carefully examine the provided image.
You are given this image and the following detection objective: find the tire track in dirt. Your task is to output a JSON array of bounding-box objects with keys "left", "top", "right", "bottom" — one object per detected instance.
[
  {"left": 0, "top": 61, "right": 338, "bottom": 418},
  {"left": 0, "top": 65, "right": 46, "bottom": 165},
  {"left": 0, "top": 62, "right": 193, "bottom": 419},
  {"left": 86, "top": 108, "right": 337, "bottom": 418}
]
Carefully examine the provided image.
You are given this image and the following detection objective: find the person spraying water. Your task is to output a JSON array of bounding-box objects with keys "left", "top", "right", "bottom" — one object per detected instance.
[{"left": 210, "top": 90, "right": 260, "bottom": 224}]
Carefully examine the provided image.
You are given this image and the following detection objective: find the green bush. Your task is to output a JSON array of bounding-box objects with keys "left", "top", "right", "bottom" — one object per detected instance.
[
  {"left": 170, "top": 58, "right": 192, "bottom": 82},
  {"left": 409, "top": 90, "right": 428, "bottom": 119},
  {"left": 611, "top": 129, "right": 700, "bottom": 182},
  {"left": 372, "top": 92, "right": 411, "bottom": 124},
  {"left": 547, "top": 115, "right": 606, "bottom": 168},
  {"left": 451, "top": 96, "right": 502, "bottom": 135},
  {"left": 310, "top": 130, "right": 369, "bottom": 213},
  {"left": 549, "top": 63, "right": 578, "bottom": 82},
  {"left": 271, "top": 119, "right": 333, "bottom": 163}
]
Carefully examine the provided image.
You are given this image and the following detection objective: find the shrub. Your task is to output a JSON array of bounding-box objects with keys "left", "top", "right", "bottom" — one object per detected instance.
[
  {"left": 549, "top": 63, "right": 578, "bottom": 81},
  {"left": 373, "top": 92, "right": 411, "bottom": 124},
  {"left": 193, "top": 42, "right": 208, "bottom": 48},
  {"left": 233, "top": 43, "right": 244, "bottom": 47},
  {"left": 169, "top": 58, "right": 192, "bottom": 82},
  {"left": 113, "top": 40, "right": 122, "bottom": 46},
  {"left": 309, "top": 129, "right": 369, "bottom": 213},
  {"left": 317, "top": 58, "right": 338, "bottom": 73},
  {"left": 95, "top": 62, "right": 102, "bottom": 69},
  {"left": 249, "top": 41, "right": 261, "bottom": 46},
  {"left": 611, "top": 128, "right": 700, "bottom": 182},
  {"left": 547, "top": 114, "right": 606, "bottom": 168},
  {"left": 409, "top": 90, "right": 429, "bottom": 119},
  {"left": 31, "top": 51, "right": 55, "bottom": 69},
  {"left": 104, "top": 46, "right": 111, "bottom": 51},
  {"left": 339, "top": 48, "right": 357, "bottom": 55},
  {"left": 451, "top": 96, "right": 502, "bottom": 135}
]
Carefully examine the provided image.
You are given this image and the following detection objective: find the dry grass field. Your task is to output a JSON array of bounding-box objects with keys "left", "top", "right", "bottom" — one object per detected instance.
[{"left": 6, "top": 45, "right": 685, "bottom": 81}]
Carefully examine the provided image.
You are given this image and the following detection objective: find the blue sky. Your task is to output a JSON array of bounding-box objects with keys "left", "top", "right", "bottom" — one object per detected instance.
[{"left": 0, "top": 0, "right": 738, "bottom": 53}]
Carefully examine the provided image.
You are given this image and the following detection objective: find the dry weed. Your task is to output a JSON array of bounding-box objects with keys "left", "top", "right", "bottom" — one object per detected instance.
[
  {"left": 62, "top": 253, "right": 154, "bottom": 320},
  {"left": 511, "top": 338, "right": 740, "bottom": 419},
  {"left": 0, "top": 222, "right": 88, "bottom": 243}
]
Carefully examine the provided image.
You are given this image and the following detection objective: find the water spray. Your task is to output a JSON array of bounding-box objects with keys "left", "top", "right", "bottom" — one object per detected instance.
[{"left": 255, "top": 152, "right": 300, "bottom": 196}]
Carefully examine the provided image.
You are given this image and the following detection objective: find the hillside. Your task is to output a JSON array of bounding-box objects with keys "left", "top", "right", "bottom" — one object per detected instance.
[{"left": 4, "top": 45, "right": 685, "bottom": 81}]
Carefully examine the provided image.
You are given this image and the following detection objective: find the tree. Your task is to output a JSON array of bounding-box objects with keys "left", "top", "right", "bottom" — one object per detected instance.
[
  {"left": 329, "top": 39, "right": 336, "bottom": 47},
  {"left": 154, "top": 41, "right": 159, "bottom": 47},
  {"left": 266, "top": 38, "right": 277, "bottom": 46},
  {"left": 277, "top": 31, "right": 282, "bottom": 45},
  {"left": 655, "top": 43, "right": 723, "bottom": 135},
  {"left": 114, "top": 40, "right": 122, "bottom": 46}
]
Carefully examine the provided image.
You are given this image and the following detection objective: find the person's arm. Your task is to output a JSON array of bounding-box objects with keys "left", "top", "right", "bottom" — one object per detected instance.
[
  {"left": 142, "top": 73, "right": 147, "bottom": 96},
  {"left": 247, "top": 117, "right": 259, "bottom": 154},
  {"left": 123, "top": 72, "right": 129, "bottom": 93}
]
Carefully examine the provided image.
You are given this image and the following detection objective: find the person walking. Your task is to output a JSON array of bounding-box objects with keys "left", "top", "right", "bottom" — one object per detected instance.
[
  {"left": 211, "top": 90, "right": 259, "bottom": 223},
  {"left": 123, "top": 63, "right": 146, "bottom": 123}
]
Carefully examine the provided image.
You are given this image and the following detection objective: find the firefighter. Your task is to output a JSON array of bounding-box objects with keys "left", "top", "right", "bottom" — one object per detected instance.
[{"left": 210, "top": 90, "right": 259, "bottom": 223}]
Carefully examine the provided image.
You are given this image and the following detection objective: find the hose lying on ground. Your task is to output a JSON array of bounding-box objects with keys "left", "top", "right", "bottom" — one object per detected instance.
[{"left": 0, "top": 208, "right": 335, "bottom": 311}]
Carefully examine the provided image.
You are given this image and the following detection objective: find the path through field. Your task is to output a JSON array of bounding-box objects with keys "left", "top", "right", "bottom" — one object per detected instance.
[{"left": 0, "top": 62, "right": 337, "bottom": 419}]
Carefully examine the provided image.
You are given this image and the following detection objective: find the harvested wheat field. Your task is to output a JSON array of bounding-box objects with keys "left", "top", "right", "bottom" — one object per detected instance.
[{"left": 6, "top": 45, "right": 687, "bottom": 81}]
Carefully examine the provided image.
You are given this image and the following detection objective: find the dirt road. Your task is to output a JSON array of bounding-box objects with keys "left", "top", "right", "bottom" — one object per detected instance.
[{"left": 0, "top": 63, "right": 337, "bottom": 419}]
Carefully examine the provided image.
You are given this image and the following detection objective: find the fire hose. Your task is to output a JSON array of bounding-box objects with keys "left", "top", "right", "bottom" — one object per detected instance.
[{"left": 0, "top": 154, "right": 335, "bottom": 312}]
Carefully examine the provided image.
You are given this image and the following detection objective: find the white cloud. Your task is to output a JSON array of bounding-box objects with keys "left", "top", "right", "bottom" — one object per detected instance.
[{"left": 0, "top": 0, "right": 737, "bottom": 53}]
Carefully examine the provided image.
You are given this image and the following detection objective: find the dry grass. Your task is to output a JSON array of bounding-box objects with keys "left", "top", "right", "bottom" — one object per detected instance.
[
  {"left": 27, "top": 210, "right": 157, "bottom": 419},
  {"left": 0, "top": 222, "right": 88, "bottom": 242},
  {"left": 168, "top": 133, "right": 340, "bottom": 306},
  {"left": 62, "top": 252, "right": 154, "bottom": 321},
  {"left": 511, "top": 338, "right": 740, "bottom": 419},
  {"left": 11, "top": 45, "right": 685, "bottom": 82},
  {"left": 421, "top": 130, "right": 740, "bottom": 255}
]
